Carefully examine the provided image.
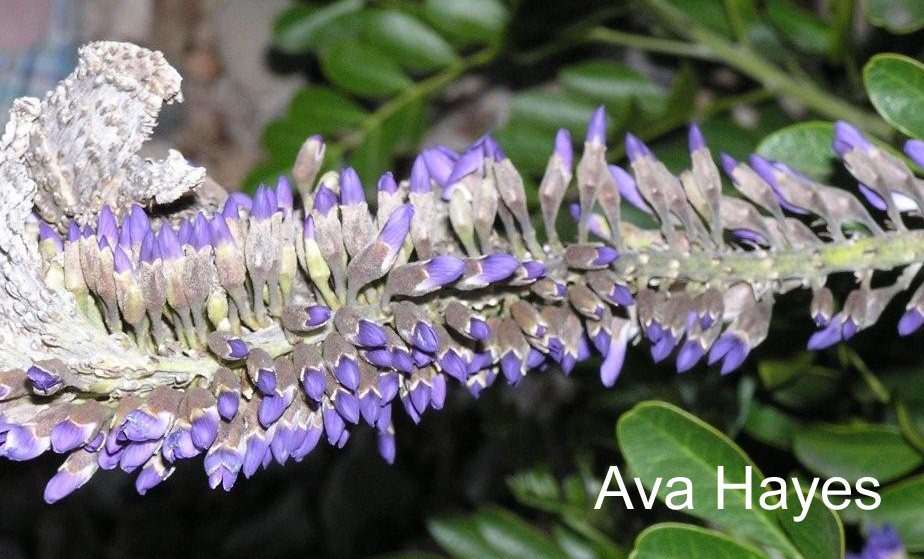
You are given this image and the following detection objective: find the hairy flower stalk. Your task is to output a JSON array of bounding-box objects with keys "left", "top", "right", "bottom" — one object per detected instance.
[{"left": 2, "top": 42, "right": 924, "bottom": 503}]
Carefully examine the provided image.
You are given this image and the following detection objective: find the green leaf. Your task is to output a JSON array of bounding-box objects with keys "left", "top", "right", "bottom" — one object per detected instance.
[
  {"left": 428, "top": 515, "right": 505, "bottom": 559},
  {"left": 661, "top": 0, "right": 734, "bottom": 37},
  {"left": 777, "top": 490, "right": 844, "bottom": 559},
  {"left": 756, "top": 121, "right": 838, "bottom": 181},
  {"left": 553, "top": 525, "right": 618, "bottom": 559},
  {"left": 510, "top": 90, "right": 603, "bottom": 138},
  {"left": 375, "top": 553, "right": 448, "bottom": 559},
  {"left": 743, "top": 401, "right": 801, "bottom": 450},
  {"left": 496, "top": 124, "right": 558, "bottom": 176},
  {"left": 629, "top": 523, "right": 770, "bottom": 559},
  {"left": 475, "top": 506, "right": 569, "bottom": 559},
  {"left": 289, "top": 86, "right": 368, "bottom": 135},
  {"left": 863, "top": 0, "right": 924, "bottom": 33},
  {"left": 560, "top": 61, "right": 666, "bottom": 115},
  {"left": 857, "top": 473, "right": 924, "bottom": 550},
  {"left": 765, "top": 0, "right": 832, "bottom": 55},
  {"left": 320, "top": 40, "right": 413, "bottom": 98},
  {"left": 349, "top": 126, "right": 387, "bottom": 190},
  {"left": 864, "top": 53, "right": 924, "bottom": 139},
  {"left": 424, "top": 0, "right": 507, "bottom": 45},
  {"left": 792, "top": 422, "right": 923, "bottom": 484},
  {"left": 617, "top": 401, "right": 801, "bottom": 557},
  {"left": 364, "top": 10, "right": 458, "bottom": 71},
  {"left": 272, "top": 0, "right": 365, "bottom": 54}
]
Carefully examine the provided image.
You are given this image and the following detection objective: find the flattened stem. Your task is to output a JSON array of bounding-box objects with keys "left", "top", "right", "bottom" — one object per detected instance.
[{"left": 614, "top": 229, "right": 924, "bottom": 287}]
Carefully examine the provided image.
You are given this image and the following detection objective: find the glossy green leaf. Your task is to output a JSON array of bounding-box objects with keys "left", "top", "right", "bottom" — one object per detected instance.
[
  {"left": 428, "top": 515, "right": 505, "bottom": 559},
  {"left": 552, "top": 525, "right": 621, "bottom": 559},
  {"left": 475, "top": 506, "right": 569, "bottom": 559},
  {"left": 272, "top": 0, "right": 365, "bottom": 53},
  {"left": 857, "top": 473, "right": 924, "bottom": 550},
  {"left": 424, "top": 0, "right": 507, "bottom": 45},
  {"left": 792, "top": 422, "right": 922, "bottom": 484},
  {"left": 777, "top": 491, "right": 844, "bottom": 559},
  {"left": 755, "top": 121, "right": 837, "bottom": 181},
  {"left": 289, "top": 86, "right": 368, "bottom": 134},
  {"left": 661, "top": 0, "right": 734, "bottom": 37},
  {"left": 864, "top": 53, "right": 924, "bottom": 139},
  {"left": 863, "top": 0, "right": 924, "bottom": 33},
  {"left": 496, "top": 124, "right": 558, "bottom": 176},
  {"left": 629, "top": 524, "right": 769, "bottom": 559},
  {"left": 349, "top": 126, "right": 387, "bottom": 190},
  {"left": 560, "top": 61, "right": 666, "bottom": 115},
  {"left": 320, "top": 40, "right": 413, "bottom": 98},
  {"left": 510, "top": 90, "right": 602, "bottom": 138},
  {"left": 364, "top": 10, "right": 458, "bottom": 71},
  {"left": 743, "top": 401, "right": 801, "bottom": 450},
  {"left": 617, "top": 401, "right": 800, "bottom": 557},
  {"left": 765, "top": 0, "right": 832, "bottom": 55}
]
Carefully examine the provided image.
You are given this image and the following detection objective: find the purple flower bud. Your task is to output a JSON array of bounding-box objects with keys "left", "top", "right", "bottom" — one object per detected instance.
[
  {"left": 191, "top": 415, "right": 218, "bottom": 450},
  {"left": 44, "top": 467, "right": 92, "bottom": 504},
  {"left": 97, "top": 205, "right": 118, "bottom": 245},
  {"left": 688, "top": 123, "right": 707, "bottom": 152},
  {"left": 708, "top": 334, "right": 749, "bottom": 374},
  {"left": 313, "top": 186, "right": 338, "bottom": 216},
  {"left": 192, "top": 213, "right": 212, "bottom": 250},
  {"left": 334, "top": 358, "right": 360, "bottom": 391},
  {"left": 356, "top": 320, "right": 388, "bottom": 348},
  {"left": 731, "top": 228, "right": 767, "bottom": 245},
  {"left": 479, "top": 134, "right": 504, "bottom": 161},
  {"left": 421, "top": 148, "right": 454, "bottom": 186},
  {"left": 899, "top": 308, "right": 924, "bottom": 336},
  {"left": 554, "top": 128, "right": 573, "bottom": 169},
  {"left": 258, "top": 395, "right": 287, "bottom": 428},
  {"left": 323, "top": 406, "right": 345, "bottom": 445},
  {"left": 130, "top": 204, "right": 150, "bottom": 236},
  {"left": 719, "top": 153, "right": 739, "bottom": 177},
  {"left": 209, "top": 214, "right": 235, "bottom": 247},
  {"left": 426, "top": 255, "right": 465, "bottom": 286},
  {"left": 521, "top": 261, "right": 546, "bottom": 280},
  {"left": 608, "top": 165, "right": 651, "bottom": 214},
  {"left": 118, "top": 219, "right": 132, "bottom": 251},
  {"left": 26, "top": 365, "right": 61, "bottom": 393},
  {"left": 252, "top": 186, "right": 276, "bottom": 220},
  {"left": 301, "top": 369, "right": 325, "bottom": 401},
  {"left": 430, "top": 374, "right": 447, "bottom": 409},
  {"left": 97, "top": 236, "right": 110, "bottom": 251},
  {"left": 305, "top": 305, "right": 332, "bottom": 327},
  {"left": 586, "top": 105, "right": 607, "bottom": 146},
  {"left": 177, "top": 219, "right": 193, "bottom": 246},
  {"left": 858, "top": 183, "right": 887, "bottom": 211},
  {"left": 230, "top": 192, "right": 253, "bottom": 210},
  {"left": 446, "top": 146, "right": 483, "bottom": 185},
  {"left": 468, "top": 318, "right": 491, "bottom": 340},
  {"left": 360, "top": 393, "right": 380, "bottom": 425},
  {"left": 378, "top": 373, "right": 399, "bottom": 402},
  {"left": 905, "top": 139, "right": 924, "bottom": 170},
  {"left": 676, "top": 341, "right": 705, "bottom": 373},
  {"left": 334, "top": 393, "right": 360, "bottom": 424},
  {"left": 592, "top": 246, "right": 619, "bottom": 266},
  {"left": 362, "top": 348, "right": 393, "bottom": 368},
  {"left": 38, "top": 222, "right": 63, "bottom": 251},
  {"left": 113, "top": 245, "right": 133, "bottom": 274},
  {"left": 807, "top": 319, "right": 842, "bottom": 350},
  {"left": 500, "top": 352, "right": 522, "bottom": 384},
  {"left": 439, "top": 350, "right": 468, "bottom": 382},
  {"left": 377, "top": 172, "right": 398, "bottom": 194},
  {"left": 67, "top": 221, "right": 81, "bottom": 242},
  {"left": 303, "top": 215, "right": 316, "bottom": 239},
  {"left": 222, "top": 197, "right": 240, "bottom": 220},
  {"left": 276, "top": 176, "right": 293, "bottom": 211},
  {"left": 409, "top": 382, "right": 431, "bottom": 415},
  {"left": 157, "top": 225, "right": 183, "bottom": 261},
  {"left": 411, "top": 322, "right": 439, "bottom": 353},
  {"left": 255, "top": 368, "right": 276, "bottom": 395},
  {"left": 409, "top": 155, "right": 431, "bottom": 194},
  {"left": 81, "top": 225, "right": 93, "bottom": 239},
  {"left": 625, "top": 133, "right": 653, "bottom": 163},
  {"left": 340, "top": 167, "right": 365, "bottom": 205},
  {"left": 651, "top": 333, "right": 676, "bottom": 363},
  {"left": 748, "top": 154, "right": 778, "bottom": 188},
  {"left": 392, "top": 348, "right": 414, "bottom": 373},
  {"left": 833, "top": 121, "right": 872, "bottom": 157},
  {"left": 140, "top": 231, "right": 160, "bottom": 263},
  {"left": 227, "top": 339, "right": 249, "bottom": 360},
  {"left": 479, "top": 254, "right": 520, "bottom": 283},
  {"left": 380, "top": 204, "right": 414, "bottom": 250}
]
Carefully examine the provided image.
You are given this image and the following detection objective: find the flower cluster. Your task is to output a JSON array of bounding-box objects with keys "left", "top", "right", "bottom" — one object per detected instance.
[
  {"left": 4, "top": 42, "right": 924, "bottom": 503},
  {"left": 847, "top": 525, "right": 906, "bottom": 559}
]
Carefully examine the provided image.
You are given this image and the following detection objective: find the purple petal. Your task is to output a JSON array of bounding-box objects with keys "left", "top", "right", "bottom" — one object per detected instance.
[
  {"left": 899, "top": 308, "right": 924, "bottom": 336},
  {"left": 554, "top": 128, "right": 573, "bottom": 169},
  {"left": 340, "top": 167, "right": 365, "bottom": 205},
  {"left": 409, "top": 155, "right": 431, "bottom": 194},
  {"left": 586, "top": 105, "right": 607, "bottom": 146},
  {"left": 427, "top": 255, "right": 465, "bottom": 285},
  {"left": 609, "top": 165, "right": 651, "bottom": 214}
]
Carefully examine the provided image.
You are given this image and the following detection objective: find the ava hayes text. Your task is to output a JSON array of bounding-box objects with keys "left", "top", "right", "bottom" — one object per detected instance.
[{"left": 593, "top": 466, "right": 880, "bottom": 522}]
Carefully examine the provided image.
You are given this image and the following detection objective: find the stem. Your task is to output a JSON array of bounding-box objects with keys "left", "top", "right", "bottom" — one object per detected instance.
[
  {"left": 638, "top": 0, "right": 894, "bottom": 137},
  {"left": 587, "top": 28, "right": 716, "bottom": 61},
  {"left": 340, "top": 46, "right": 498, "bottom": 152}
]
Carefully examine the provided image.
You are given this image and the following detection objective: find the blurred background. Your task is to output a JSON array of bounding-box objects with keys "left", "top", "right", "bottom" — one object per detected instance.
[{"left": 3, "top": 0, "right": 924, "bottom": 557}]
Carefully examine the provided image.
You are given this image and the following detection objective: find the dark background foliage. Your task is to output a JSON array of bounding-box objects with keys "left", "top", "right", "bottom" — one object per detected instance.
[{"left": 4, "top": 0, "right": 924, "bottom": 557}]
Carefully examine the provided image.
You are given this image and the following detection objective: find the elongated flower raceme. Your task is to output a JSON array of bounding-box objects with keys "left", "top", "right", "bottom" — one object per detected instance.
[{"left": 4, "top": 41, "right": 924, "bottom": 503}]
